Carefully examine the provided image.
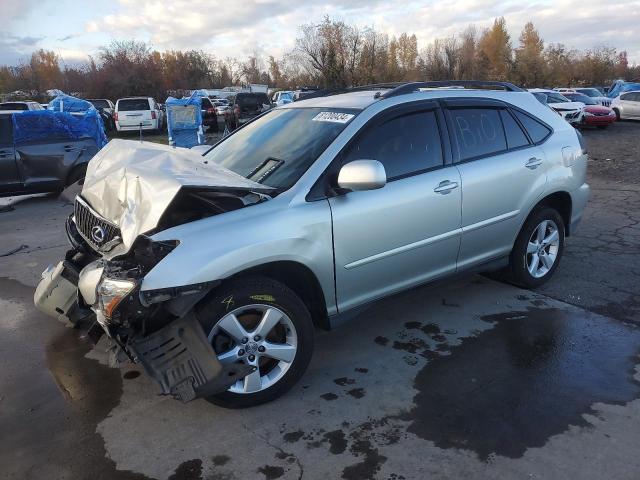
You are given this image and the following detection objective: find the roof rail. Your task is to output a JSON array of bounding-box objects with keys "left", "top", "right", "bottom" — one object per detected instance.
[{"left": 378, "top": 81, "right": 524, "bottom": 99}]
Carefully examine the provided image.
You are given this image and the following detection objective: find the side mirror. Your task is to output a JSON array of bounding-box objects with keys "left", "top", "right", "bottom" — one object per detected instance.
[{"left": 337, "top": 160, "right": 386, "bottom": 192}]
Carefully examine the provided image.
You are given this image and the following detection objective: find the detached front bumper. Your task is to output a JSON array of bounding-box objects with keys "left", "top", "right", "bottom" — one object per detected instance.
[{"left": 34, "top": 257, "right": 248, "bottom": 402}]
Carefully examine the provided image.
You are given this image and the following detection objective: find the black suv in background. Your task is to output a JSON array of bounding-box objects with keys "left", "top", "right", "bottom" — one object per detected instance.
[
  {"left": 0, "top": 114, "right": 99, "bottom": 196},
  {"left": 224, "top": 92, "right": 272, "bottom": 130}
]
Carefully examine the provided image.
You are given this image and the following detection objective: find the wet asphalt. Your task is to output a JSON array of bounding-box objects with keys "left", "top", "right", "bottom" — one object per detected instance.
[{"left": 1, "top": 125, "right": 639, "bottom": 479}]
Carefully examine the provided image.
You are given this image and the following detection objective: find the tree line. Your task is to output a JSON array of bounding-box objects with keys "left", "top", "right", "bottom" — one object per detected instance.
[{"left": 1, "top": 16, "right": 638, "bottom": 102}]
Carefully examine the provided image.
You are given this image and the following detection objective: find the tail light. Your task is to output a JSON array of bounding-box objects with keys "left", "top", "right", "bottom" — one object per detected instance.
[
  {"left": 234, "top": 105, "right": 240, "bottom": 116},
  {"left": 151, "top": 111, "right": 157, "bottom": 120},
  {"left": 114, "top": 112, "right": 118, "bottom": 121},
  {"left": 207, "top": 107, "right": 215, "bottom": 114}
]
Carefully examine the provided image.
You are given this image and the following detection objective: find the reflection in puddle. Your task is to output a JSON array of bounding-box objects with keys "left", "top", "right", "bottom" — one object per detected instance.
[{"left": 404, "top": 308, "right": 640, "bottom": 459}]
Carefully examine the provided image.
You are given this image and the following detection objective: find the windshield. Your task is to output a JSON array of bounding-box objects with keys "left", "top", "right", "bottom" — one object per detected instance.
[
  {"left": 545, "top": 92, "right": 570, "bottom": 103},
  {"left": 564, "top": 93, "right": 597, "bottom": 105},
  {"left": 89, "top": 99, "right": 110, "bottom": 109},
  {"left": 576, "top": 88, "right": 602, "bottom": 98},
  {"left": 204, "top": 107, "right": 358, "bottom": 190},
  {"left": 118, "top": 99, "right": 150, "bottom": 111}
]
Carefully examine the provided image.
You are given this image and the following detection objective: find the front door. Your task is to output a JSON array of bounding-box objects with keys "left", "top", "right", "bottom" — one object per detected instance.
[{"left": 328, "top": 105, "right": 462, "bottom": 312}]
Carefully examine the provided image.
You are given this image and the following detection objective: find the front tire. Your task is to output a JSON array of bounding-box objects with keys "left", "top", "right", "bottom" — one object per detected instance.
[
  {"left": 198, "top": 276, "right": 314, "bottom": 408},
  {"left": 508, "top": 207, "right": 565, "bottom": 288}
]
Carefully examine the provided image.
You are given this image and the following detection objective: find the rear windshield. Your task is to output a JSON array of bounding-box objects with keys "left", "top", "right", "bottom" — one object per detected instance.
[
  {"left": 0, "top": 103, "right": 28, "bottom": 111},
  {"left": 89, "top": 99, "right": 110, "bottom": 109},
  {"left": 118, "top": 99, "right": 150, "bottom": 111},
  {"left": 204, "top": 107, "right": 358, "bottom": 191},
  {"left": 236, "top": 94, "right": 269, "bottom": 106}
]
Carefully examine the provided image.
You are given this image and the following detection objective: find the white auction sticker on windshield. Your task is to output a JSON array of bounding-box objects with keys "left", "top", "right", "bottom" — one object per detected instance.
[{"left": 312, "top": 111, "right": 355, "bottom": 123}]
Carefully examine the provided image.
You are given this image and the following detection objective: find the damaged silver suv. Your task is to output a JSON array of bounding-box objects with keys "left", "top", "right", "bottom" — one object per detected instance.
[{"left": 35, "top": 81, "right": 590, "bottom": 408}]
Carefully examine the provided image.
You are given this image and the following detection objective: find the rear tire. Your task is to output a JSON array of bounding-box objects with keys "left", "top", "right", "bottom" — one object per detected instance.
[
  {"left": 198, "top": 276, "right": 314, "bottom": 408},
  {"left": 613, "top": 108, "right": 621, "bottom": 121},
  {"left": 508, "top": 207, "right": 565, "bottom": 289}
]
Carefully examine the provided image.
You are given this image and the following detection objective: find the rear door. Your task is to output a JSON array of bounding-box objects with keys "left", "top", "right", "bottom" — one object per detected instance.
[
  {"left": 117, "top": 98, "right": 153, "bottom": 127},
  {"left": 329, "top": 103, "right": 462, "bottom": 311},
  {"left": 628, "top": 93, "right": 640, "bottom": 118},
  {"left": 0, "top": 115, "right": 21, "bottom": 193},
  {"left": 446, "top": 101, "right": 550, "bottom": 270}
]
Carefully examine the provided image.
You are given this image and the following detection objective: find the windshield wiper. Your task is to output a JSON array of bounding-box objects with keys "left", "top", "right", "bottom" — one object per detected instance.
[{"left": 247, "top": 157, "right": 285, "bottom": 184}]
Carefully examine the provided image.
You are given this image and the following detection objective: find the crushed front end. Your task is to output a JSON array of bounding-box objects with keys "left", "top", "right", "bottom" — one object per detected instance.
[{"left": 35, "top": 195, "right": 252, "bottom": 402}]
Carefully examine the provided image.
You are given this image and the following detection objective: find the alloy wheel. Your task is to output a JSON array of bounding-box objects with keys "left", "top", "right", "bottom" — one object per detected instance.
[
  {"left": 525, "top": 219, "right": 560, "bottom": 279},
  {"left": 208, "top": 304, "right": 298, "bottom": 394}
]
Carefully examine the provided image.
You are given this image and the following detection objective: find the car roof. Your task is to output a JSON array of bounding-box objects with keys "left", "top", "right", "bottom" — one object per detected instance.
[
  {"left": 528, "top": 88, "right": 556, "bottom": 93},
  {"left": 117, "top": 97, "right": 151, "bottom": 101},
  {"left": 285, "top": 87, "right": 542, "bottom": 111}
]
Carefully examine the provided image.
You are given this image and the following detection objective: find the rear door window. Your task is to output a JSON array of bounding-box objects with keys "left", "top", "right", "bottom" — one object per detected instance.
[
  {"left": 500, "top": 110, "right": 529, "bottom": 149},
  {"left": 344, "top": 110, "right": 443, "bottom": 180},
  {"left": 512, "top": 110, "right": 552, "bottom": 144},
  {"left": 449, "top": 108, "right": 507, "bottom": 161},
  {"left": 0, "top": 116, "right": 13, "bottom": 144},
  {"left": 118, "top": 99, "right": 151, "bottom": 111}
]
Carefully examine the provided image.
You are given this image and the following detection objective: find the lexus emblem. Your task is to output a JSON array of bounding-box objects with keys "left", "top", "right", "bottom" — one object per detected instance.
[{"left": 91, "top": 225, "right": 106, "bottom": 244}]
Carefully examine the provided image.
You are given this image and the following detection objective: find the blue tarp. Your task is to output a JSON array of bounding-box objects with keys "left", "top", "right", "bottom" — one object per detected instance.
[
  {"left": 607, "top": 80, "right": 640, "bottom": 98},
  {"left": 12, "top": 109, "right": 108, "bottom": 148},
  {"left": 165, "top": 90, "right": 205, "bottom": 148},
  {"left": 48, "top": 93, "right": 96, "bottom": 113}
]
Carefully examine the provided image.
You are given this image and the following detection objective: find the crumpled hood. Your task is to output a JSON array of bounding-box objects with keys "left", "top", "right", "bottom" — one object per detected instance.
[{"left": 81, "top": 139, "right": 272, "bottom": 250}]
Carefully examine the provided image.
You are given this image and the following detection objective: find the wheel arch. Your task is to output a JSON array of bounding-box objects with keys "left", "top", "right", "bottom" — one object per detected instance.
[
  {"left": 229, "top": 260, "right": 331, "bottom": 331},
  {"left": 529, "top": 191, "right": 573, "bottom": 236}
]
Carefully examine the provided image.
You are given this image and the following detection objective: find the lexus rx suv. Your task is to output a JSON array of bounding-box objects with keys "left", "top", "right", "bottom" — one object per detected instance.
[{"left": 35, "top": 81, "right": 589, "bottom": 408}]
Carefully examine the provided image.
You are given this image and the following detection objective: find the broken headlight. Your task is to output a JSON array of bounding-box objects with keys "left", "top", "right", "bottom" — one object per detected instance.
[{"left": 97, "top": 277, "right": 137, "bottom": 320}]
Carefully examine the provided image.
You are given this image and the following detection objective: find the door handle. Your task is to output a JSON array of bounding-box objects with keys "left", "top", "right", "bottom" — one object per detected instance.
[
  {"left": 434, "top": 180, "right": 459, "bottom": 194},
  {"left": 525, "top": 157, "right": 543, "bottom": 169}
]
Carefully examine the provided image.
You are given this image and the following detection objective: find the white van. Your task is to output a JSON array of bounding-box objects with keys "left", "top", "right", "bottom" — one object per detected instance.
[{"left": 114, "top": 97, "right": 164, "bottom": 132}]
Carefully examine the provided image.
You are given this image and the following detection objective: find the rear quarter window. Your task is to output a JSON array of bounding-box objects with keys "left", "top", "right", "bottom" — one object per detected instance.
[
  {"left": 512, "top": 110, "right": 552, "bottom": 144},
  {"left": 117, "top": 99, "right": 151, "bottom": 111},
  {"left": 500, "top": 110, "right": 529, "bottom": 149},
  {"left": 450, "top": 108, "right": 507, "bottom": 161}
]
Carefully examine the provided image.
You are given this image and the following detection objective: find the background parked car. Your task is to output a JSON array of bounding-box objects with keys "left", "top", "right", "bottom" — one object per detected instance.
[
  {"left": 87, "top": 99, "right": 116, "bottom": 131},
  {"left": 528, "top": 88, "right": 584, "bottom": 125},
  {"left": 114, "top": 97, "right": 164, "bottom": 132},
  {"left": 562, "top": 92, "right": 616, "bottom": 128},
  {"left": 200, "top": 97, "right": 219, "bottom": 132},
  {"left": 272, "top": 90, "right": 295, "bottom": 106},
  {"left": 224, "top": 92, "right": 272, "bottom": 130},
  {"left": 0, "top": 112, "right": 100, "bottom": 196},
  {"left": 0, "top": 101, "right": 44, "bottom": 112},
  {"left": 212, "top": 98, "right": 231, "bottom": 116},
  {"left": 554, "top": 87, "right": 612, "bottom": 107},
  {"left": 611, "top": 91, "right": 640, "bottom": 120}
]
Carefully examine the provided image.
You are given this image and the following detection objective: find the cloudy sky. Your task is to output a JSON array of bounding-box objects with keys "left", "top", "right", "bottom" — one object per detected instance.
[{"left": 2, "top": 0, "right": 639, "bottom": 66}]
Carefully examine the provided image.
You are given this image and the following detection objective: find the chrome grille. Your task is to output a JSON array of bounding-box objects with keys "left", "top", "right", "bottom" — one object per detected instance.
[{"left": 74, "top": 197, "right": 121, "bottom": 251}]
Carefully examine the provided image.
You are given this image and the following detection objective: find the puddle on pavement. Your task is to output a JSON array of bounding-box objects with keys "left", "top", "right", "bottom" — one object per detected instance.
[
  {"left": 0, "top": 277, "right": 152, "bottom": 480},
  {"left": 403, "top": 307, "right": 640, "bottom": 459}
]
